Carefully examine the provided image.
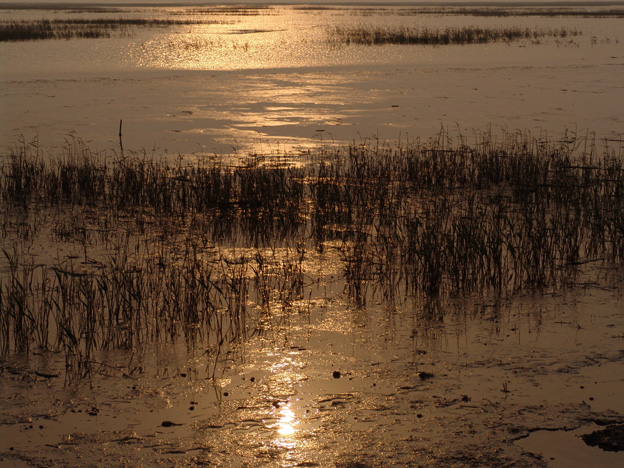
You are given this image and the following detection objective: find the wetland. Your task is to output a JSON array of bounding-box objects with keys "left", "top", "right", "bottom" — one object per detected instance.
[{"left": 1, "top": 2, "right": 624, "bottom": 467}]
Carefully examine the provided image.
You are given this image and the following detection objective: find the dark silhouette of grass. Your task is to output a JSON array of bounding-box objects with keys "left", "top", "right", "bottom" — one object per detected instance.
[
  {"left": 329, "top": 25, "right": 581, "bottom": 46},
  {"left": 1, "top": 130, "right": 623, "bottom": 379},
  {"left": 0, "top": 3, "right": 124, "bottom": 12},
  {"left": 296, "top": 5, "right": 624, "bottom": 18},
  {"left": 0, "top": 18, "right": 218, "bottom": 42},
  {"left": 399, "top": 7, "right": 624, "bottom": 18},
  {"left": 0, "top": 3, "right": 273, "bottom": 14}
]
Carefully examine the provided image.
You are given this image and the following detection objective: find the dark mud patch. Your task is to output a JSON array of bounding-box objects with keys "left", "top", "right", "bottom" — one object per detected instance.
[
  {"left": 516, "top": 422, "right": 624, "bottom": 468},
  {"left": 581, "top": 424, "right": 624, "bottom": 452}
]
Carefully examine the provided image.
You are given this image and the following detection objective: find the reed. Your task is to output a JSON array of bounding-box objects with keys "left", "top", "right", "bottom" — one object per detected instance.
[
  {"left": 394, "top": 7, "right": 624, "bottom": 18},
  {"left": 1, "top": 130, "right": 623, "bottom": 380},
  {"left": 301, "top": 5, "right": 624, "bottom": 18},
  {"left": 0, "top": 18, "right": 217, "bottom": 41},
  {"left": 329, "top": 25, "right": 581, "bottom": 46}
]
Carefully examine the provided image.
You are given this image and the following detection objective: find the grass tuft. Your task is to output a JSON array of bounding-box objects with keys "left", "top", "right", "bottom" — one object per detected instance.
[
  {"left": 1, "top": 129, "right": 623, "bottom": 380},
  {"left": 329, "top": 25, "right": 582, "bottom": 46},
  {"left": 0, "top": 18, "right": 218, "bottom": 41}
]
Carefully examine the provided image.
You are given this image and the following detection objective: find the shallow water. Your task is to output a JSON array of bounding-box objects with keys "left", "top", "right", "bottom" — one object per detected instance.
[
  {"left": 1, "top": 4, "right": 623, "bottom": 156},
  {"left": 518, "top": 424, "right": 624, "bottom": 468},
  {"left": 1, "top": 269, "right": 623, "bottom": 467},
  {"left": 1, "top": 4, "right": 624, "bottom": 468}
]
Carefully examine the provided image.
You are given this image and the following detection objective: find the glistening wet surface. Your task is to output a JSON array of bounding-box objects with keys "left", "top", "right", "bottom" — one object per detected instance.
[
  {"left": 518, "top": 424, "right": 624, "bottom": 468},
  {"left": 1, "top": 4, "right": 624, "bottom": 468},
  {"left": 1, "top": 272, "right": 623, "bottom": 467},
  {"left": 1, "top": 4, "right": 623, "bottom": 155}
]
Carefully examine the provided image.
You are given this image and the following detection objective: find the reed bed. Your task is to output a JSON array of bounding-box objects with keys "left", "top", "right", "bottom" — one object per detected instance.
[
  {"left": 329, "top": 25, "right": 582, "bottom": 46},
  {"left": 0, "top": 18, "right": 216, "bottom": 41},
  {"left": 172, "top": 6, "right": 275, "bottom": 16},
  {"left": 1, "top": 130, "right": 623, "bottom": 379},
  {"left": 0, "top": 4, "right": 272, "bottom": 14},
  {"left": 0, "top": 4, "right": 124, "bottom": 13},
  {"left": 395, "top": 7, "right": 624, "bottom": 18},
  {"left": 297, "top": 6, "right": 624, "bottom": 18}
]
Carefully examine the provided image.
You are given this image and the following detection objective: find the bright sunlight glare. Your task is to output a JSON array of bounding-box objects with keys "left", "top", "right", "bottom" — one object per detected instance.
[{"left": 277, "top": 406, "right": 297, "bottom": 437}]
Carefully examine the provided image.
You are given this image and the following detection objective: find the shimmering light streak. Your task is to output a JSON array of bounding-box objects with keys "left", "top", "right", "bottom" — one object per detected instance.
[{"left": 277, "top": 406, "right": 297, "bottom": 437}]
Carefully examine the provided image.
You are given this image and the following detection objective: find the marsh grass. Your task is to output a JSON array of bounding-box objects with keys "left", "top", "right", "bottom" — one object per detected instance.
[
  {"left": 296, "top": 5, "right": 624, "bottom": 18},
  {"left": 1, "top": 130, "right": 623, "bottom": 380},
  {"left": 398, "top": 7, "right": 624, "bottom": 18},
  {"left": 0, "top": 4, "right": 125, "bottom": 13},
  {"left": 0, "top": 18, "right": 217, "bottom": 41},
  {"left": 172, "top": 6, "right": 275, "bottom": 16},
  {"left": 329, "top": 25, "right": 582, "bottom": 46}
]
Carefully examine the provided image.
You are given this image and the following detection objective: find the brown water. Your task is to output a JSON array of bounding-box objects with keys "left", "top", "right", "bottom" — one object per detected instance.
[
  {"left": 1, "top": 262, "right": 623, "bottom": 467},
  {"left": 1, "top": 4, "right": 623, "bottom": 156},
  {"left": 1, "top": 4, "right": 624, "bottom": 468}
]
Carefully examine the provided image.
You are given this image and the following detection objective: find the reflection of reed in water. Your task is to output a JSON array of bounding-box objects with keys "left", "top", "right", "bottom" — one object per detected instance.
[{"left": 1, "top": 129, "right": 623, "bottom": 380}]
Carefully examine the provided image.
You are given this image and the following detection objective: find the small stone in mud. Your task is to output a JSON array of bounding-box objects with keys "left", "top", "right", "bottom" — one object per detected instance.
[
  {"left": 223, "top": 392, "right": 229, "bottom": 397},
  {"left": 581, "top": 424, "right": 624, "bottom": 452},
  {"left": 333, "top": 371, "right": 341, "bottom": 379},
  {"left": 417, "top": 414, "right": 423, "bottom": 418},
  {"left": 461, "top": 395, "right": 470, "bottom": 402},
  {"left": 250, "top": 377, "right": 255, "bottom": 382},
  {"left": 180, "top": 373, "right": 187, "bottom": 378},
  {"left": 161, "top": 420, "right": 181, "bottom": 427},
  {"left": 417, "top": 372, "right": 434, "bottom": 380},
  {"left": 189, "top": 406, "right": 195, "bottom": 411}
]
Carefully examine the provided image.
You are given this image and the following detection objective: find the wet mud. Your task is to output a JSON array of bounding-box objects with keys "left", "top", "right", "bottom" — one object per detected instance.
[
  {"left": 1, "top": 4, "right": 624, "bottom": 468},
  {"left": 1, "top": 274, "right": 624, "bottom": 467},
  {"left": 581, "top": 424, "right": 624, "bottom": 452}
]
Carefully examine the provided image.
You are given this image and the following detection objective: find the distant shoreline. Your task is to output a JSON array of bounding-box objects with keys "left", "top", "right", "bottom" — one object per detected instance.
[{"left": 3, "top": 1, "right": 624, "bottom": 10}]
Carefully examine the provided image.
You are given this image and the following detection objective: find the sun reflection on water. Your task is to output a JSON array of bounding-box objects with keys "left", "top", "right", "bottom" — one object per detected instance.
[
  {"left": 276, "top": 405, "right": 297, "bottom": 438},
  {"left": 263, "top": 352, "right": 309, "bottom": 457}
]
